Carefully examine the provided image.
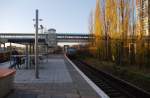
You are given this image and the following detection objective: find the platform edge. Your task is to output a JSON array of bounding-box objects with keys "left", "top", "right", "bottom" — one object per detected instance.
[{"left": 65, "top": 55, "right": 110, "bottom": 98}]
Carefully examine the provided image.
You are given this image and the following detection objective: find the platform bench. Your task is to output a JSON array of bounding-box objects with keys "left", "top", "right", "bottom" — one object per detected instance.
[{"left": 0, "top": 69, "right": 16, "bottom": 98}]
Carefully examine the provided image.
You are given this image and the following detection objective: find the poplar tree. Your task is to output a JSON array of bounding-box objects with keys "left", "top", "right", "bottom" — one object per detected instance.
[
  {"left": 94, "top": 0, "right": 104, "bottom": 58},
  {"left": 105, "top": 0, "right": 118, "bottom": 61}
]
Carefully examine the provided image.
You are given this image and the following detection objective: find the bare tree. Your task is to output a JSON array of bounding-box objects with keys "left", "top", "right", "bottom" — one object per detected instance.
[
  {"left": 130, "top": 0, "right": 136, "bottom": 64},
  {"left": 88, "top": 10, "right": 94, "bottom": 46}
]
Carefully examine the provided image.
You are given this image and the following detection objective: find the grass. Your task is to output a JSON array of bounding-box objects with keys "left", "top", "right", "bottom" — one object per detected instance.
[{"left": 76, "top": 54, "right": 150, "bottom": 92}]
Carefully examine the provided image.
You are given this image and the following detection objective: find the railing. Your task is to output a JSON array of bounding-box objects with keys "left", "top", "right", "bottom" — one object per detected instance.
[{"left": 9, "top": 54, "right": 48, "bottom": 69}]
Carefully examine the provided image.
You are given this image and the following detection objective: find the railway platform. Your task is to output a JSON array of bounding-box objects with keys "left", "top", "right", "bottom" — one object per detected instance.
[{"left": 4, "top": 55, "right": 108, "bottom": 98}]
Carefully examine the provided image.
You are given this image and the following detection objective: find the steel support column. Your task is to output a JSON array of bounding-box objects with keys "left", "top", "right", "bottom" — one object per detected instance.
[{"left": 25, "top": 44, "right": 29, "bottom": 69}]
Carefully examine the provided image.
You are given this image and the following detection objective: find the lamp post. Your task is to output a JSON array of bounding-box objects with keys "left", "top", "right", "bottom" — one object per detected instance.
[{"left": 33, "top": 9, "right": 43, "bottom": 79}]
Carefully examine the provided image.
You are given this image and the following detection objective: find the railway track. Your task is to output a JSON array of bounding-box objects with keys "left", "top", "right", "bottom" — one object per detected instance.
[{"left": 69, "top": 57, "right": 150, "bottom": 98}]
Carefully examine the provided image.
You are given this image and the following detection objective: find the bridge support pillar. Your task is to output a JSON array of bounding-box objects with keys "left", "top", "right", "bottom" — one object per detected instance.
[
  {"left": 32, "top": 45, "right": 34, "bottom": 54},
  {"left": 29, "top": 43, "right": 32, "bottom": 67},
  {"left": 25, "top": 44, "right": 29, "bottom": 69},
  {"left": 46, "top": 45, "right": 48, "bottom": 62},
  {"left": 4, "top": 43, "right": 5, "bottom": 51},
  {"left": 9, "top": 43, "right": 12, "bottom": 66}
]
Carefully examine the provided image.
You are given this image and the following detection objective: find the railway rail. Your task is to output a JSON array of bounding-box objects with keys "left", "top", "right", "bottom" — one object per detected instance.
[{"left": 68, "top": 56, "right": 150, "bottom": 98}]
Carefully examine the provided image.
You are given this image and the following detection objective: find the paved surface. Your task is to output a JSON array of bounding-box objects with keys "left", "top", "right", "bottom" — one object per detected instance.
[
  {"left": 15, "top": 59, "right": 72, "bottom": 83},
  {"left": 5, "top": 55, "right": 100, "bottom": 98}
]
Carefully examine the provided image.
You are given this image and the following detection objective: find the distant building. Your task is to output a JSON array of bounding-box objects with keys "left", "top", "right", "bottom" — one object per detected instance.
[{"left": 136, "top": 0, "right": 149, "bottom": 36}]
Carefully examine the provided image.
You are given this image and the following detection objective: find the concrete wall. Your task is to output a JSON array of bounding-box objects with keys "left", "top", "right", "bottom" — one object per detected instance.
[{"left": 0, "top": 74, "right": 15, "bottom": 98}]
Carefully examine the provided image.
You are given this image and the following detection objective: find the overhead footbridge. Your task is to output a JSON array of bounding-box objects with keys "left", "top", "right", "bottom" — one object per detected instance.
[{"left": 0, "top": 32, "right": 91, "bottom": 46}]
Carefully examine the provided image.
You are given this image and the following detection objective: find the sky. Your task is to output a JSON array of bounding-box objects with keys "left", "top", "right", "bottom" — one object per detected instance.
[{"left": 0, "top": 0, "right": 96, "bottom": 34}]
